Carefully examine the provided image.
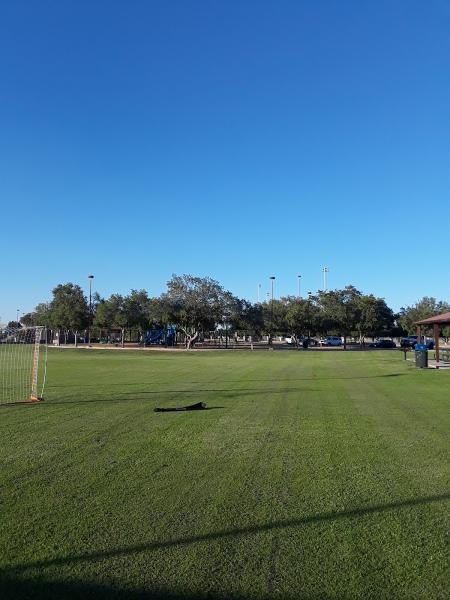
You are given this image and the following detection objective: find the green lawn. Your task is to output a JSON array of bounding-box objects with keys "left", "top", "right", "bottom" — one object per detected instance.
[{"left": 0, "top": 348, "right": 449, "bottom": 600}]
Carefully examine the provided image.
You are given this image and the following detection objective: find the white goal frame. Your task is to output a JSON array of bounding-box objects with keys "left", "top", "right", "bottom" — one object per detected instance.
[{"left": 0, "top": 326, "right": 47, "bottom": 405}]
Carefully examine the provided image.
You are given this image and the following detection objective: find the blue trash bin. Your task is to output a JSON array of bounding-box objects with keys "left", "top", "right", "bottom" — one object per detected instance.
[{"left": 415, "top": 344, "right": 428, "bottom": 368}]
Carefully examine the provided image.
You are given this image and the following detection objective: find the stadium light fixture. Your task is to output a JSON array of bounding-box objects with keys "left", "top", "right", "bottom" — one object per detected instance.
[{"left": 322, "top": 266, "right": 329, "bottom": 291}]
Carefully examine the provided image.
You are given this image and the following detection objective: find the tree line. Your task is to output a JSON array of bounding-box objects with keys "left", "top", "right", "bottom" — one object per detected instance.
[{"left": 17, "top": 274, "right": 450, "bottom": 348}]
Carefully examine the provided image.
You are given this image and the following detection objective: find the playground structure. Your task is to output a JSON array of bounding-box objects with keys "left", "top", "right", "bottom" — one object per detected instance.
[{"left": 142, "top": 325, "right": 176, "bottom": 346}]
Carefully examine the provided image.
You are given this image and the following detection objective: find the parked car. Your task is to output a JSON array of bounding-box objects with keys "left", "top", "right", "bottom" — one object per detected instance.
[
  {"left": 400, "top": 336, "right": 418, "bottom": 348},
  {"left": 369, "top": 339, "right": 396, "bottom": 348},
  {"left": 285, "top": 336, "right": 302, "bottom": 345},
  {"left": 320, "top": 336, "right": 342, "bottom": 346},
  {"left": 400, "top": 336, "right": 434, "bottom": 350},
  {"left": 300, "top": 336, "right": 319, "bottom": 347},
  {"left": 286, "top": 336, "right": 319, "bottom": 347}
]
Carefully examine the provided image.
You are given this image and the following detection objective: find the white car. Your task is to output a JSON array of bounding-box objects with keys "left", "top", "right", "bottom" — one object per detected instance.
[{"left": 321, "top": 336, "right": 342, "bottom": 346}]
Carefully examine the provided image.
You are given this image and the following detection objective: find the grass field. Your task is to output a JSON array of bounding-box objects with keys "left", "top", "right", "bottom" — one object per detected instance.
[{"left": 0, "top": 348, "right": 449, "bottom": 600}]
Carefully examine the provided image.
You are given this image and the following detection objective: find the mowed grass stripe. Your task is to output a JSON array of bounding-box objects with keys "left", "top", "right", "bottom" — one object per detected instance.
[{"left": 0, "top": 349, "right": 448, "bottom": 599}]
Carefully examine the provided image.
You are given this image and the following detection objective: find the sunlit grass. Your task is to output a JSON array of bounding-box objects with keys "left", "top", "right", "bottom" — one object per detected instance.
[{"left": 1, "top": 348, "right": 448, "bottom": 599}]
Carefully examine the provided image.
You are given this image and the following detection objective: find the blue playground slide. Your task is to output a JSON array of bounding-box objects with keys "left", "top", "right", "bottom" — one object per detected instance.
[
  {"left": 143, "top": 326, "right": 176, "bottom": 346},
  {"left": 166, "top": 325, "right": 176, "bottom": 346}
]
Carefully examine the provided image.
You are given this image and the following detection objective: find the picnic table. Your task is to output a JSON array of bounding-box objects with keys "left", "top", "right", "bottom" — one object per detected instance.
[{"left": 438, "top": 349, "right": 450, "bottom": 362}]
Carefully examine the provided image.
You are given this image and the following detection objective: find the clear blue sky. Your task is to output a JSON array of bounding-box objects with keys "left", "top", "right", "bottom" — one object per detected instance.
[{"left": 1, "top": 0, "right": 449, "bottom": 322}]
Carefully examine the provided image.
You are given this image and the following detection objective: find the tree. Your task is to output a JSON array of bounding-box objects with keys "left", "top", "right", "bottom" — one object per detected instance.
[
  {"left": 122, "top": 290, "right": 152, "bottom": 331},
  {"left": 398, "top": 297, "right": 450, "bottom": 336},
  {"left": 94, "top": 294, "right": 128, "bottom": 346},
  {"left": 20, "top": 313, "right": 34, "bottom": 326},
  {"left": 261, "top": 299, "right": 289, "bottom": 343},
  {"left": 318, "top": 286, "right": 362, "bottom": 349},
  {"left": 285, "top": 296, "right": 320, "bottom": 342},
  {"left": 232, "top": 300, "right": 264, "bottom": 349},
  {"left": 162, "top": 274, "right": 233, "bottom": 349},
  {"left": 356, "top": 295, "right": 395, "bottom": 344},
  {"left": 7, "top": 321, "right": 21, "bottom": 329},
  {"left": 147, "top": 297, "right": 170, "bottom": 328},
  {"left": 49, "top": 284, "right": 89, "bottom": 341},
  {"left": 21, "top": 303, "right": 52, "bottom": 327}
]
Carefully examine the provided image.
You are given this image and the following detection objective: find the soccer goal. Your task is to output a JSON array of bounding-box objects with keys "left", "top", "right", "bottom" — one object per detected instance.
[{"left": 0, "top": 326, "right": 47, "bottom": 405}]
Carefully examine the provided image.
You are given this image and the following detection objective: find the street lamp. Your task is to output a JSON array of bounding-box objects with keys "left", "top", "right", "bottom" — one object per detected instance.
[
  {"left": 322, "top": 266, "right": 329, "bottom": 291},
  {"left": 88, "top": 275, "right": 94, "bottom": 344},
  {"left": 269, "top": 276, "right": 275, "bottom": 345},
  {"left": 297, "top": 275, "right": 302, "bottom": 299},
  {"left": 223, "top": 312, "right": 231, "bottom": 349},
  {"left": 307, "top": 292, "right": 312, "bottom": 339}
]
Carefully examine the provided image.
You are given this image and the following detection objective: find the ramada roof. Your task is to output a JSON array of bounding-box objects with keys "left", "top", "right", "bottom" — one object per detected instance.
[{"left": 415, "top": 312, "right": 450, "bottom": 326}]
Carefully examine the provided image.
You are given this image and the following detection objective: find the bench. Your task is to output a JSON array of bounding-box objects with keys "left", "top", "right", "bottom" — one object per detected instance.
[{"left": 438, "top": 349, "right": 450, "bottom": 362}]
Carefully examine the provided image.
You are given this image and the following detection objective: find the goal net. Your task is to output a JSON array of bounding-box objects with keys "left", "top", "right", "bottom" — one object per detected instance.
[{"left": 0, "top": 326, "right": 47, "bottom": 405}]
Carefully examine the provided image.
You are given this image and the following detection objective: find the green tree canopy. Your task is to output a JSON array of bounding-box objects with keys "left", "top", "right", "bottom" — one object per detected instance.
[
  {"left": 356, "top": 294, "right": 395, "bottom": 340},
  {"left": 21, "top": 303, "right": 52, "bottom": 327},
  {"left": 94, "top": 294, "right": 127, "bottom": 330},
  {"left": 285, "top": 296, "right": 320, "bottom": 339},
  {"left": 398, "top": 297, "right": 450, "bottom": 335},
  {"left": 318, "top": 286, "right": 362, "bottom": 348},
  {"left": 7, "top": 321, "right": 21, "bottom": 329},
  {"left": 23, "top": 276, "right": 412, "bottom": 346},
  {"left": 162, "top": 274, "right": 234, "bottom": 349},
  {"left": 231, "top": 300, "right": 264, "bottom": 338},
  {"left": 122, "top": 290, "right": 152, "bottom": 330},
  {"left": 48, "top": 284, "right": 89, "bottom": 331},
  {"left": 261, "top": 299, "right": 289, "bottom": 340}
]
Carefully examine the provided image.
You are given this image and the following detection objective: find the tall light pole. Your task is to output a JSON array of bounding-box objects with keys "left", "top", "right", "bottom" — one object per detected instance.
[
  {"left": 322, "top": 266, "right": 329, "bottom": 291},
  {"left": 297, "top": 275, "right": 302, "bottom": 299},
  {"left": 88, "top": 274, "right": 94, "bottom": 344},
  {"left": 16, "top": 308, "right": 19, "bottom": 324},
  {"left": 269, "top": 276, "right": 275, "bottom": 345},
  {"left": 223, "top": 311, "right": 230, "bottom": 349},
  {"left": 307, "top": 292, "right": 312, "bottom": 339},
  {"left": 257, "top": 283, "right": 261, "bottom": 303}
]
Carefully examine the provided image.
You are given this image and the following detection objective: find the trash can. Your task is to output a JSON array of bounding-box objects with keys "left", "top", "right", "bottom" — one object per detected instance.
[{"left": 415, "top": 344, "right": 428, "bottom": 368}]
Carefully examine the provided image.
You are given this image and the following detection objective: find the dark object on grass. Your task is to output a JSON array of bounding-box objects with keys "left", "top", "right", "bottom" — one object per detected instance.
[{"left": 154, "top": 402, "right": 207, "bottom": 412}]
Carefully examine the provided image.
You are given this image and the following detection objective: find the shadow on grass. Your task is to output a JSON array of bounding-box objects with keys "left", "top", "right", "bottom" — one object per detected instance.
[
  {"left": 41, "top": 389, "right": 324, "bottom": 405},
  {"left": 9, "top": 373, "right": 408, "bottom": 407},
  {"left": 6, "top": 492, "right": 449, "bottom": 576},
  {"left": 0, "top": 575, "right": 341, "bottom": 600},
  {"left": 154, "top": 406, "right": 226, "bottom": 412},
  {"left": 46, "top": 373, "right": 407, "bottom": 390}
]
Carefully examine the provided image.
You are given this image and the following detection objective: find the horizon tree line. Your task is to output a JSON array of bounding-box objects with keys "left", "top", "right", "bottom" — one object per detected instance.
[{"left": 15, "top": 274, "right": 450, "bottom": 348}]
